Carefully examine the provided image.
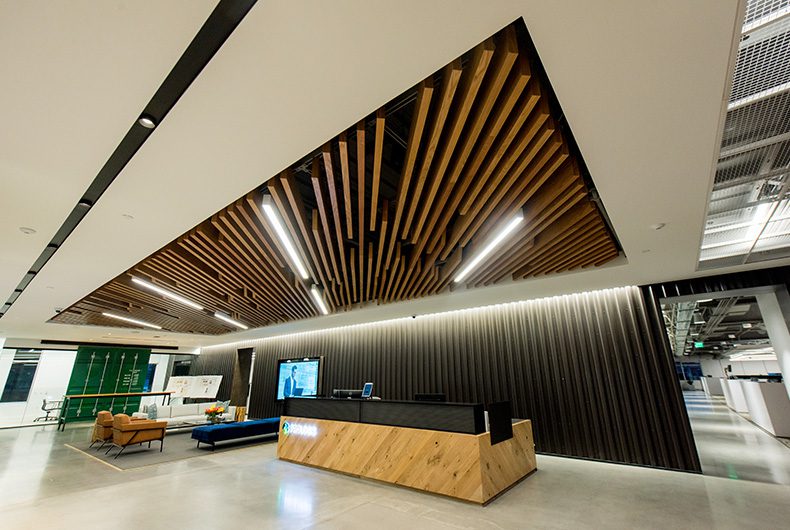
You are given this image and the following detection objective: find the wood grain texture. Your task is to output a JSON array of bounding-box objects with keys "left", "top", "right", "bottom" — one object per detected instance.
[
  {"left": 277, "top": 416, "right": 536, "bottom": 504},
  {"left": 52, "top": 20, "right": 619, "bottom": 335}
]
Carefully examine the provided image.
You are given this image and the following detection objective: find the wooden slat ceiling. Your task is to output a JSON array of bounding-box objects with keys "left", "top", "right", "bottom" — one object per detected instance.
[{"left": 52, "top": 21, "right": 620, "bottom": 335}]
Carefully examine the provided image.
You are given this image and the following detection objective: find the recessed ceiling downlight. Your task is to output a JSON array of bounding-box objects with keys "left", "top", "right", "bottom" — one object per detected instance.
[
  {"left": 102, "top": 312, "right": 162, "bottom": 330},
  {"left": 19, "top": 227, "right": 36, "bottom": 235},
  {"left": 138, "top": 115, "right": 157, "bottom": 129}
]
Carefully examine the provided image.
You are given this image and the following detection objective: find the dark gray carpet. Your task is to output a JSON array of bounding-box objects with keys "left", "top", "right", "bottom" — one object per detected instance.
[{"left": 65, "top": 430, "right": 277, "bottom": 470}]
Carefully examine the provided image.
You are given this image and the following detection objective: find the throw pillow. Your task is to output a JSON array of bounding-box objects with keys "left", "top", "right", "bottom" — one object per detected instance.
[
  {"left": 216, "top": 400, "right": 230, "bottom": 415},
  {"left": 147, "top": 403, "right": 158, "bottom": 420}
]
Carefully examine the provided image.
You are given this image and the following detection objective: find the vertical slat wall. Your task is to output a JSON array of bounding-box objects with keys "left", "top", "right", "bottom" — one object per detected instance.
[
  {"left": 201, "top": 286, "right": 699, "bottom": 471},
  {"left": 189, "top": 349, "right": 235, "bottom": 401}
]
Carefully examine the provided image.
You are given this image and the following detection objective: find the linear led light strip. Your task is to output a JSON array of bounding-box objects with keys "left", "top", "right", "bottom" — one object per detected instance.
[
  {"left": 310, "top": 285, "right": 329, "bottom": 315},
  {"left": 215, "top": 312, "right": 248, "bottom": 330},
  {"left": 262, "top": 195, "right": 309, "bottom": 280},
  {"left": 102, "top": 312, "right": 161, "bottom": 330},
  {"left": 131, "top": 277, "right": 203, "bottom": 310},
  {"left": 454, "top": 212, "right": 524, "bottom": 283}
]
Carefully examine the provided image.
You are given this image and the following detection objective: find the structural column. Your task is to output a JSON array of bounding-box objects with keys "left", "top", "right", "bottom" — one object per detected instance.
[{"left": 756, "top": 290, "right": 790, "bottom": 398}]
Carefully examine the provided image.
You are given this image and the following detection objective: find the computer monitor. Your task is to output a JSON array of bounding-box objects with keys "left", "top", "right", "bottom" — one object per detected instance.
[
  {"left": 361, "top": 382, "right": 373, "bottom": 398},
  {"left": 332, "top": 389, "right": 363, "bottom": 399}
]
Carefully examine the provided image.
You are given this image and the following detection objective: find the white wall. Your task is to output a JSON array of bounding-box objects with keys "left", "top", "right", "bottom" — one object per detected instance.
[
  {"left": 0, "top": 347, "right": 13, "bottom": 393},
  {"left": 20, "top": 350, "right": 77, "bottom": 423},
  {"left": 0, "top": 349, "right": 77, "bottom": 426},
  {"left": 701, "top": 357, "right": 782, "bottom": 378},
  {"left": 757, "top": 292, "right": 790, "bottom": 398},
  {"left": 700, "top": 358, "right": 726, "bottom": 378},
  {"left": 139, "top": 353, "right": 171, "bottom": 408}
]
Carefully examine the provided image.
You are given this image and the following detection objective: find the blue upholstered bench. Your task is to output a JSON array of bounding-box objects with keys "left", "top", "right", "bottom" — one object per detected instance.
[{"left": 191, "top": 418, "right": 280, "bottom": 449}]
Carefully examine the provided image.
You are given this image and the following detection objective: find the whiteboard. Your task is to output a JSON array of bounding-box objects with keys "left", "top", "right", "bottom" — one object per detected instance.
[
  {"left": 165, "top": 376, "right": 193, "bottom": 398},
  {"left": 191, "top": 375, "right": 223, "bottom": 399},
  {"left": 165, "top": 375, "right": 223, "bottom": 398}
]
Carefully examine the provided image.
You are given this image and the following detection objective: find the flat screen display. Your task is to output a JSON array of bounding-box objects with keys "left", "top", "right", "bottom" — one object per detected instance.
[
  {"left": 361, "top": 382, "right": 373, "bottom": 398},
  {"left": 277, "top": 357, "right": 322, "bottom": 400}
]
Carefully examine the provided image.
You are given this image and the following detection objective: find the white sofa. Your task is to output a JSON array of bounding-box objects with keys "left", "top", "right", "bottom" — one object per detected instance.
[{"left": 133, "top": 403, "right": 236, "bottom": 427}]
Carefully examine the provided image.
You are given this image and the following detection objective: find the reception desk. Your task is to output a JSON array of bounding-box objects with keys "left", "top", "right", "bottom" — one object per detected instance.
[{"left": 277, "top": 398, "right": 536, "bottom": 504}]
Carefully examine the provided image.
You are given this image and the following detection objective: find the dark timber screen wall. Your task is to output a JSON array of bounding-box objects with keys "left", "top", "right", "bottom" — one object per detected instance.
[
  {"left": 189, "top": 349, "right": 234, "bottom": 402},
  {"left": 199, "top": 285, "right": 700, "bottom": 471}
]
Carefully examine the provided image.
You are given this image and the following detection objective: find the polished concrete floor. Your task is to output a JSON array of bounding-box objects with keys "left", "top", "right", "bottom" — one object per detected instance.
[
  {"left": 2, "top": 424, "right": 790, "bottom": 529},
  {"left": 684, "top": 391, "right": 790, "bottom": 485}
]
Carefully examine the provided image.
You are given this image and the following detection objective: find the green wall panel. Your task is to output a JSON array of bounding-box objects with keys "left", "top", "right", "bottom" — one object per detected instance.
[{"left": 63, "top": 346, "right": 151, "bottom": 422}]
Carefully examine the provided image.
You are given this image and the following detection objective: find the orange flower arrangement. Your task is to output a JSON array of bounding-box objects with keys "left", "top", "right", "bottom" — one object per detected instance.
[{"left": 205, "top": 406, "right": 225, "bottom": 423}]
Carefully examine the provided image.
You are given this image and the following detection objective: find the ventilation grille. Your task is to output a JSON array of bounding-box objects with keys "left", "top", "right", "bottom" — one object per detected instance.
[{"left": 700, "top": 0, "right": 790, "bottom": 268}]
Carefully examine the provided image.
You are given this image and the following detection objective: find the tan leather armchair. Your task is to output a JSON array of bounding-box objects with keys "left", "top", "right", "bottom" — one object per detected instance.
[
  {"left": 90, "top": 411, "right": 114, "bottom": 449},
  {"left": 108, "top": 413, "right": 167, "bottom": 458}
]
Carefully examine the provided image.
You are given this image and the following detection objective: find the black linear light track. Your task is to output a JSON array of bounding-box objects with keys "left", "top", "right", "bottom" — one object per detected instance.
[{"left": 0, "top": 0, "right": 257, "bottom": 319}]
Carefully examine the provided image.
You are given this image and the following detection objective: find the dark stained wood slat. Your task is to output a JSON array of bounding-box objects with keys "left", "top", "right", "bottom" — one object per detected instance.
[
  {"left": 453, "top": 129, "right": 562, "bottom": 253},
  {"left": 401, "top": 60, "right": 463, "bottom": 239},
  {"left": 311, "top": 158, "right": 343, "bottom": 286},
  {"left": 339, "top": 132, "right": 354, "bottom": 239},
  {"left": 356, "top": 119, "right": 366, "bottom": 297},
  {"left": 279, "top": 170, "right": 331, "bottom": 289},
  {"left": 370, "top": 108, "right": 385, "bottom": 231},
  {"left": 383, "top": 79, "right": 435, "bottom": 274},
  {"left": 350, "top": 246, "right": 358, "bottom": 303},
  {"left": 459, "top": 95, "right": 548, "bottom": 215},
  {"left": 373, "top": 200, "right": 389, "bottom": 299},
  {"left": 268, "top": 181, "right": 316, "bottom": 282},
  {"left": 322, "top": 143, "right": 352, "bottom": 304},
  {"left": 410, "top": 38, "right": 496, "bottom": 244},
  {"left": 423, "top": 62, "right": 535, "bottom": 257}
]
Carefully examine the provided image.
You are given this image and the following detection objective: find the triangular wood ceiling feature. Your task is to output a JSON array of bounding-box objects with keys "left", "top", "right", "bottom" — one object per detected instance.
[{"left": 52, "top": 20, "right": 620, "bottom": 335}]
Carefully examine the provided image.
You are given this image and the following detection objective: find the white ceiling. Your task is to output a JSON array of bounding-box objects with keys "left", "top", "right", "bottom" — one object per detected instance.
[{"left": 4, "top": 0, "right": 783, "bottom": 350}]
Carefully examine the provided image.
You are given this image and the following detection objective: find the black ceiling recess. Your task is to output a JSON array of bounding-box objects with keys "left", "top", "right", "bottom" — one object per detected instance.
[{"left": 0, "top": 0, "right": 257, "bottom": 319}]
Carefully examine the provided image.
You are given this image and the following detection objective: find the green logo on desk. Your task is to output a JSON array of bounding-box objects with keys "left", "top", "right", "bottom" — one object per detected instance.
[{"left": 282, "top": 421, "right": 290, "bottom": 436}]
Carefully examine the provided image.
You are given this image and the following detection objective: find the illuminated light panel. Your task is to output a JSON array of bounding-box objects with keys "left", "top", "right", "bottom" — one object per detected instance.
[
  {"left": 131, "top": 277, "right": 203, "bottom": 310},
  {"left": 215, "top": 312, "right": 248, "bottom": 330},
  {"left": 102, "top": 312, "right": 162, "bottom": 330},
  {"left": 262, "top": 195, "right": 310, "bottom": 280},
  {"left": 310, "top": 285, "right": 329, "bottom": 315},
  {"left": 454, "top": 212, "right": 525, "bottom": 283},
  {"left": 282, "top": 421, "right": 318, "bottom": 438}
]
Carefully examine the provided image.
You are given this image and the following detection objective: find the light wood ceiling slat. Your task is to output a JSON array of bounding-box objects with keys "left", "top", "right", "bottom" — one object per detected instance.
[{"left": 52, "top": 21, "right": 620, "bottom": 335}]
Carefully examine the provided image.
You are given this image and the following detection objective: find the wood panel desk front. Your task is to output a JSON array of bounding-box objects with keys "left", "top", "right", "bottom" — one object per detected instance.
[{"left": 276, "top": 416, "right": 536, "bottom": 504}]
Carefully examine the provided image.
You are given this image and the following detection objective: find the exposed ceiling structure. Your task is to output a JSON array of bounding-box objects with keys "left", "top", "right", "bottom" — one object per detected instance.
[
  {"left": 0, "top": 1, "right": 752, "bottom": 347},
  {"left": 50, "top": 22, "right": 618, "bottom": 335},
  {"left": 662, "top": 296, "right": 770, "bottom": 357},
  {"left": 700, "top": 0, "right": 790, "bottom": 267}
]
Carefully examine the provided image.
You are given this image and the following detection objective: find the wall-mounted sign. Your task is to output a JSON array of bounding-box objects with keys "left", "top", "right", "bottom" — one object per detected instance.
[
  {"left": 694, "top": 342, "right": 704, "bottom": 348},
  {"left": 282, "top": 421, "right": 317, "bottom": 438}
]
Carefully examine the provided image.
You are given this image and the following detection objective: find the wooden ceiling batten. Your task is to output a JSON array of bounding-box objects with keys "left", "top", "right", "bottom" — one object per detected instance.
[{"left": 51, "top": 20, "right": 620, "bottom": 335}]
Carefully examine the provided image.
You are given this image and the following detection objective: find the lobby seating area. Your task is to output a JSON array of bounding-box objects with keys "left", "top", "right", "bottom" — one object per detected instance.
[
  {"left": 108, "top": 414, "right": 167, "bottom": 459},
  {"left": 133, "top": 403, "right": 237, "bottom": 428}
]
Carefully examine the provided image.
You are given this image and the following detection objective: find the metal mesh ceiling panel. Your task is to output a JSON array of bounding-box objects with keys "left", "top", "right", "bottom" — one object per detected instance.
[{"left": 700, "top": 0, "right": 790, "bottom": 268}]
